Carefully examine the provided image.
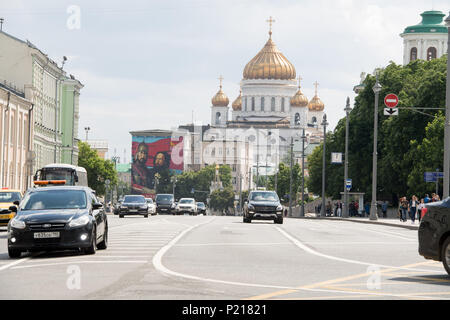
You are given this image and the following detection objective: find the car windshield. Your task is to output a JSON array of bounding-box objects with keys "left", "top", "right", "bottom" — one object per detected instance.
[
  {"left": 156, "top": 195, "right": 174, "bottom": 201},
  {"left": 180, "top": 199, "right": 194, "bottom": 204},
  {"left": 0, "top": 191, "right": 21, "bottom": 203},
  {"left": 41, "top": 169, "right": 74, "bottom": 185},
  {"left": 197, "top": 202, "right": 205, "bottom": 207},
  {"left": 123, "top": 196, "right": 146, "bottom": 203},
  {"left": 21, "top": 190, "right": 87, "bottom": 210},
  {"left": 250, "top": 192, "right": 279, "bottom": 201}
]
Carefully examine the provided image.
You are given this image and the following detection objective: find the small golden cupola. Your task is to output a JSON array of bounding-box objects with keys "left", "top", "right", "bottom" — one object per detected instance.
[
  {"left": 211, "top": 76, "right": 229, "bottom": 107},
  {"left": 232, "top": 90, "right": 242, "bottom": 111},
  {"left": 308, "top": 81, "right": 325, "bottom": 111},
  {"left": 243, "top": 17, "right": 296, "bottom": 80},
  {"left": 290, "top": 76, "right": 309, "bottom": 108}
]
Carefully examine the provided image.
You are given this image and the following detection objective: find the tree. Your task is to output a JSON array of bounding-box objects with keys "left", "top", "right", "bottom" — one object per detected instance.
[
  {"left": 77, "top": 141, "right": 118, "bottom": 196},
  {"left": 209, "top": 187, "right": 235, "bottom": 212},
  {"left": 267, "top": 162, "right": 302, "bottom": 201}
]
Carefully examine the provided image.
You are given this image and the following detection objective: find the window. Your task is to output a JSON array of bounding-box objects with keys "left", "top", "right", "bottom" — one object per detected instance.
[
  {"left": 261, "top": 97, "right": 265, "bottom": 111},
  {"left": 312, "top": 116, "right": 317, "bottom": 124},
  {"left": 281, "top": 98, "right": 285, "bottom": 112},
  {"left": 244, "top": 97, "right": 247, "bottom": 111},
  {"left": 410, "top": 47, "right": 417, "bottom": 61},
  {"left": 427, "top": 47, "right": 437, "bottom": 61},
  {"left": 271, "top": 97, "right": 275, "bottom": 111},
  {"left": 295, "top": 113, "right": 300, "bottom": 125},
  {"left": 251, "top": 97, "right": 255, "bottom": 111},
  {"left": 215, "top": 112, "right": 221, "bottom": 125}
]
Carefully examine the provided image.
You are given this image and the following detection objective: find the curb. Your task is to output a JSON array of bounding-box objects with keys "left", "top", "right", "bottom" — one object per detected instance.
[{"left": 289, "top": 216, "right": 419, "bottom": 230}]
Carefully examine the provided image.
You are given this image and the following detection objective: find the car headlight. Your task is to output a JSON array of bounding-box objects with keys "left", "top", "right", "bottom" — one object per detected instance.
[
  {"left": 276, "top": 205, "right": 283, "bottom": 211},
  {"left": 68, "top": 215, "right": 90, "bottom": 228},
  {"left": 10, "top": 218, "right": 26, "bottom": 230}
]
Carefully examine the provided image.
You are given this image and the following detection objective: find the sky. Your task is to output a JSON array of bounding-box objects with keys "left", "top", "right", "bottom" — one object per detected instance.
[{"left": 1, "top": 0, "right": 448, "bottom": 163}]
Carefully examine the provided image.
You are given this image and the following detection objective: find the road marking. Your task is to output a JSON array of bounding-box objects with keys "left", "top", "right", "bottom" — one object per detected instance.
[
  {"left": 0, "top": 257, "right": 32, "bottom": 271},
  {"left": 173, "top": 242, "right": 291, "bottom": 247},
  {"left": 11, "top": 260, "right": 148, "bottom": 270}
]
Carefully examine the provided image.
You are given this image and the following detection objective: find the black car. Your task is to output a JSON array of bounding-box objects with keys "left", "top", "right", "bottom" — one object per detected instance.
[
  {"left": 155, "top": 194, "right": 175, "bottom": 214},
  {"left": 119, "top": 195, "right": 148, "bottom": 218},
  {"left": 7, "top": 186, "right": 108, "bottom": 258},
  {"left": 418, "top": 197, "right": 450, "bottom": 275},
  {"left": 243, "top": 191, "right": 284, "bottom": 224},
  {"left": 196, "top": 202, "right": 206, "bottom": 215}
]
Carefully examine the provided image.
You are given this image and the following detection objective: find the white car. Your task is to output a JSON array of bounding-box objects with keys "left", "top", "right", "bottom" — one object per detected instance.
[
  {"left": 145, "top": 198, "right": 157, "bottom": 215},
  {"left": 176, "top": 198, "right": 198, "bottom": 215}
]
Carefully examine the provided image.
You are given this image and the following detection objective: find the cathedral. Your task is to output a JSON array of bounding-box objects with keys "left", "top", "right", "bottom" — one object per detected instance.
[{"left": 206, "top": 18, "right": 326, "bottom": 172}]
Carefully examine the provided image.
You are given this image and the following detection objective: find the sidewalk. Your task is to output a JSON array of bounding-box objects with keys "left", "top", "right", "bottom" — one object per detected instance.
[{"left": 292, "top": 213, "right": 420, "bottom": 230}]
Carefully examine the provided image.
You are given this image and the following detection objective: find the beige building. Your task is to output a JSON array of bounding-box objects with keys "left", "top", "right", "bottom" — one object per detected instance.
[
  {"left": 87, "top": 140, "right": 109, "bottom": 159},
  {"left": 0, "top": 83, "right": 34, "bottom": 191}
]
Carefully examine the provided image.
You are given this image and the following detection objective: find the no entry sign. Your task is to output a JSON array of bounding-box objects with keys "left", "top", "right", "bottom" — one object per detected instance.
[{"left": 384, "top": 94, "right": 399, "bottom": 108}]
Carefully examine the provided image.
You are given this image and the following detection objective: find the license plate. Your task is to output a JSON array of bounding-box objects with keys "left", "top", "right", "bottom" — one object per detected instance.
[
  {"left": 161, "top": 209, "right": 167, "bottom": 211},
  {"left": 34, "top": 232, "right": 60, "bottom": 239},
  {"left": 129, "top": 209, "right": 137, "bottom": 212}
]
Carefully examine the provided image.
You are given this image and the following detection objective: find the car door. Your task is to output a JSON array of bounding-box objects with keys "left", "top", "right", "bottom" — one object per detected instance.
[{"left": 90, "top": 193, "right": 105, "bottom": 238}]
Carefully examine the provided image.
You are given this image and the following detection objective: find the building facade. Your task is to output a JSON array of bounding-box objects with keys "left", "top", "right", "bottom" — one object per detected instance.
[{"left": 0, "top": 83, "right": 34, "bottom": 191}]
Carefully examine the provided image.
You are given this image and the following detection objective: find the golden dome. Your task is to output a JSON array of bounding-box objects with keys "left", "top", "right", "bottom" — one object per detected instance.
[
  {"left": 308, "top": 81, "right": 324, "bottom": 111},
  {"left": 211, "top": 77, "right": 229, "bottom": 107},
  {"left": 290, "top": 77, "right": 308, "bottom": 107},
  {"left": 232, "top": 91, "right": 242, "bottom": 111},
  {"left": 243, "top": 35, "right": 296, "bottom": 80}
]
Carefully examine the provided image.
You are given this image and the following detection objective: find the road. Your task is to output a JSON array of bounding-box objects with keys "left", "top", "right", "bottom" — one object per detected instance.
[{"left": 0, "top": 214, "right": 449, "bottom": 300}]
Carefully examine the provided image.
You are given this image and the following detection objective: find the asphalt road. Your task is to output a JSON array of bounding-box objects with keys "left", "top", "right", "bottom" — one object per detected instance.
[{"left": 0, "top": 215, "right": 449, "bottom": 300}]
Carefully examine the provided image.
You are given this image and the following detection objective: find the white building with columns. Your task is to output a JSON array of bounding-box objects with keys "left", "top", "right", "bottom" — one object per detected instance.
[{"left": 400, "top": 10, "right": 448, "bottom": 65}]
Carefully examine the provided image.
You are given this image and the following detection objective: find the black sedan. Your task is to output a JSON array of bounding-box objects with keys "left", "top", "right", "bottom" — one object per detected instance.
[
  {"left": 7, "top": 186, "right": 108, "bottom": 258},
  {"left": 418, "top": 197, "right": 450, "bottom": 275},
  {"left": 119, "top": 195, "right": 149, "bottom": 218},
  {"left": 243, "top": 191, "right": 284, "bottom": 224},
  {"left": 196, "top": 202, "right": 206, "bottom": 215}
]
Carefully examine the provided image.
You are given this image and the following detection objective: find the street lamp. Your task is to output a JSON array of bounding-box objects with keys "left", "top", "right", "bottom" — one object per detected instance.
[
  {"left": 289, "top": 136, "right": 294, "bottom": 217},
  {"left": 84, "top": 127, "right": 90, "bottom": 142},
  {"left": 343, "top": 97, "right": 352, "bottom": 218},
  {"left": 443, "top": 12, "right": 450, "bottom": 199},
  {"left": 370, "top": 73, "right": 382, "bottom": 221},
  {"left": 320, "top": 114, "right": 329, "bottom": 217},
  {"left": 301, "top": 128, "right": 306, "bottom": 217}
]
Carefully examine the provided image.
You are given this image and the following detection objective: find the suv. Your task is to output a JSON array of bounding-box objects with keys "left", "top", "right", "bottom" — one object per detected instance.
[
  {"left": 119, "top": 195, "right": 149, "bottom": 218},
  {"left": 176, "top": 198, "right": 197, "bottom": 215},
  {"left": 196, "top": 202, "right": 206, "bottom": 215},
  {"left": 243, "top": 190, "right": 283, "bottom": 224},
  {"left": 418, "top": 197, "right": 450, "bottom": 275},
  {"left": 155, "top": 194, "right": 175, "bottom": 214}
]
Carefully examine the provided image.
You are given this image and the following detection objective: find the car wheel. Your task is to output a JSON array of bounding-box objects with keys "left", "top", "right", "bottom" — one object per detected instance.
[
  {"left": 84, "top": 228, "right": 97, "bottom": 255},
  {"left": 275, "top": 217, "right": 283, "bottom": 224},
  {"left": 442, "top": 237, "right": 450, "bottom": 275},
  {"left": 8, "top": 247, "right": 21, "bottom": 258},
  {"left": 144, "top": 214, "right": 149, "bottom": 218},
  {"left": 97, "top": 225, "right": 108, "bottom": 250},
  {"left": 119, "top": 214, "right": 124, "bottom": 218}
]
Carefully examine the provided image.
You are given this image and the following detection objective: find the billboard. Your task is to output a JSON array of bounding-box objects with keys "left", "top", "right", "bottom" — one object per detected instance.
[{"left": 131, "top": 134, "right": 183, "bottom": 198}]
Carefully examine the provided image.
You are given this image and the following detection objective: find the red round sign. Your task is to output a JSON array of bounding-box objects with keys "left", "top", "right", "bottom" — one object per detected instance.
[{"left": 384, "top": 94, "right": 399, "bottom": 108}]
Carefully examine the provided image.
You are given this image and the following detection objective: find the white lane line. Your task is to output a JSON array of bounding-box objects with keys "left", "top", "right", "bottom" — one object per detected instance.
[
  {"left": 275, "top": 227, "right": 441, "bottom": 273},
  {"left": 0, "top": 257, "right": 32, "bottom": 271},
  {"left": 174, "top": 242, "right": 292, "bottom": 247},
  {"left": 11, "top": 260, "right": 148, "bottom": 270}
]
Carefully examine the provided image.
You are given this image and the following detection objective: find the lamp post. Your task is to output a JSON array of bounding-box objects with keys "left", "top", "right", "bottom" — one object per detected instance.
[
  {"left": 443, "top": 12, "right": 450, "bottom": 199},
  {"left": 301, "top": 128, "right": 306, "bottom": 217},
  {"left": 172, "top": 176, "right": 177, "bottom": 198},
  {"left": 320, "top": 114, "right": 329, "bottom": 217},
  {"left": 370, "top": 73, "right": 382, "bottom": 221},
  {"left": 343, "top": 97, "right": 352, "bottom": 218},
  {"left": 289, "top": 136, "right": 294, "bottom": 216},
  {"left": 84, "top": 127, "right": 90, "bottom": 142}
]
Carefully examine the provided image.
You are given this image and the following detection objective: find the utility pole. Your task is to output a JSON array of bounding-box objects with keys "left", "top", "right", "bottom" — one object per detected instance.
[
  {"left": 301, "top": 128, "right": 306, "bottom": 217},
  {"left": 239, "top": 173, "right": 243, "bottom": 215},
  {"left": 443, "top": 12, "right": 450, "bottom": 199},
  {"left": 343, "top": 97, "right": 352, "bottom": 218},
  {"left": 320, "top": 114, "right": 328, "bottom": 217},
  {"left": 256, "top": 130, "right": 259, "bottom": 188},
  {"left": 289, "top": 136, "right": 294, "bottom": 217},
  {"left": 370, "top": 74, "right": 382, "bottom": 221}
]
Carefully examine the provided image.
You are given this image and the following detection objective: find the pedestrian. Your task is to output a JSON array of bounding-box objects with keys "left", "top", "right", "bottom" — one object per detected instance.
[
  {"left": 354, "top": 201, "right": 359, "bottom": 217},
  {"left": 336, "top": 201, "right": 342, "bottom": 217},
  {"left": 326, "top": 201, "right": 332, "bottom": 217},
  {"left": 434, "top": 194, "right": 441, "bottom": 202},
  {"left": 381, "top": 201, "right": 388, "bottom": 218},
  {"left": 349, "top": 201, "right": 355, "bottom": 217},
  {"left": 417, "top": 198, "right": 425, "bottom": 222},
  {"left": 424, "top": 194, "right": 430, "bottom": 203},
  {"left": 364, "top": 202, "right": 370, "bottom": 217},
  {"left": 400, "top": 196, "right": 409, "bottom": 222},
  {"left": 409, "top": 195, "right": 418, "bottom": 224}
]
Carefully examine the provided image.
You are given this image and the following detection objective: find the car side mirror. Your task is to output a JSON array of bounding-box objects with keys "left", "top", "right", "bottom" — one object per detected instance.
[
  {"left": 74, "top": 174, "right": 79, "bottom": 183},
  {"left": 92, "top": 203, "right": 103, "bottom": 210},
  {"left": 280, "top": 198, "right": 285, "bottom": 202},
  {"left": 13, "top": 200, "right": 20, "bottom": 206},
  {"left": 9, "top": 206, "right": 18, "bottom": 213}
]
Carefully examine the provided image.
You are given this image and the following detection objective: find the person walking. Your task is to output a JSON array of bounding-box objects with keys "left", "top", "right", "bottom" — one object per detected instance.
[
  {"left": 400, "top": 196, "right": 409, "bottom": 222},
  {"left": 417, "top": 198, "right": 425, "bottom": 222},
  {"left": 364, "top": 202, "right": 370, "bottom": 217},
  {"left": 409, "top": 195, "right": 418, "bottom": 224},
  {"left": 381, "top": 201, "right": 388, "bottom": 218},
  {"left": 424, "top": 194, "right": 430, "bottom": 203},
  {"left": 336, "top": 201, "right": 342, "bottom": 217}
]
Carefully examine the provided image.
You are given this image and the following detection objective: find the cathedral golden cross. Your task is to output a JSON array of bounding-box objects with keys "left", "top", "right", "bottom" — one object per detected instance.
[
  {"left": 218, "top": 75, "right": 224, "bottom": 88},
  {"left": 266, "top": 16, "right": 275, "bottom": 38},
  {"left": 314, "top": 81, "right": 319, "bottom": 95},
  {"left": 298, "top": 76, "right": 303, "bottom": 88}
]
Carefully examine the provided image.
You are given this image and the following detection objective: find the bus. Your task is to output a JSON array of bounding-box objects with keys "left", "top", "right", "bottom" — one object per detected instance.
[{"left": 34, "top": 164, "right": 88, "bottom": 187}]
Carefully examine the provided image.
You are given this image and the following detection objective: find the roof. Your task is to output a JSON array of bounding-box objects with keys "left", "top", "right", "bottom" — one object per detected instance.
[
  {"left": 28, "top": 186, "right": 93, "bottom": 192},
  {"left": 402, "top": 11, "right": 448, "bottom": 34},
  {"left": 42, "top": 163, "right": 87, "bottom": 173}
]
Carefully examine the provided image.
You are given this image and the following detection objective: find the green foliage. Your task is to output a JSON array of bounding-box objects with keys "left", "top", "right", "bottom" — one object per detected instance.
[
  {"left": 77, "top": 141, "right": 118, "bottom": 196},
  {"left": 306, "top": 55, "right": 448, "bottom": 202},
  {"left": 267, "top": 162, "right": 302, "bottom": 201},
  {"left": 209, "top": 187, "right": 235, "bottom": 212}
]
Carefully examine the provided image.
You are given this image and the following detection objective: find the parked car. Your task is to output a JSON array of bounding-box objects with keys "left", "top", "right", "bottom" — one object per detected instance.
[
  {"left": 243, "top": 190, "right": 284, "bottom": 224},
  {"left": 418, "top": 197, "right": 450, "bottom": 275},
  {"left": 145, "top": 198, "right": 157, "bottom": 215},
  {"left": 176, "top": 198, "right": 197, "bottom": 215},
  {"left": 155, "top": 194, "right": 176, "bottom": 214},
  {"left": 0, "top": 188, "right": 22, "bottom": 227},
  {"left": 119, "top": 195, "right": 149, "bottom": 218},
  {"left": 196, "top": 202, "right": 206, "bottom": 215},
  {"left": 7, "top": 186, "right": 108, "bottom": 258}
]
